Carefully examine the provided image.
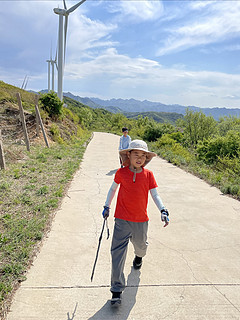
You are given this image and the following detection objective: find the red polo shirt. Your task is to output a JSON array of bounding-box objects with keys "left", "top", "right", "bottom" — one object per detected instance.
[{"left": 114, "top": 166, "right": 158, "bottom": 222}]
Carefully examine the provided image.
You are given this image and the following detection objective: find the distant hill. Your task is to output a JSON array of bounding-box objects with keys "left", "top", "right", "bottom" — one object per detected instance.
[
  {"left": 63, "top": 92, "right": 123, "bottom": 113},
  {"left": 62, "top": 92, "right": 182, "bottom": 123},
  {"left": 63, "top": 92, "right": 101, "bottom": 108},
  {"left": 40, "top": 90, "right": 240, "bottom": 120},
  {"left": 90, "top": 97, "right": 240, "bottom": 120}
]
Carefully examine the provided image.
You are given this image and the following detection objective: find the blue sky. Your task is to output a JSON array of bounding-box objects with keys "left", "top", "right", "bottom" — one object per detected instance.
[{"left": 1, "top": 0, "right": 240, "bottom": 108}]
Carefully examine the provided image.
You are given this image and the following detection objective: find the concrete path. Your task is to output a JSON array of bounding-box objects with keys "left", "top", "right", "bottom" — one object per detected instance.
[{"left": 7, "top": 132, "right": 240, "bottom": 320}]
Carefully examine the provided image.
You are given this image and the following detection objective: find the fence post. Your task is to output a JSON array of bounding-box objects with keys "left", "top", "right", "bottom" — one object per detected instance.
[
  {"left": 16, "top": 92, "right": 30, "bottom": 151},
  {"left": 35, "top": 95, "right": 40, "bottom": 137},
  {"left": 35, "top": 98, "right": 49, "bottom": 148},
  {"left": 0, "top": 129, "right": 6, "bottom": 170}
]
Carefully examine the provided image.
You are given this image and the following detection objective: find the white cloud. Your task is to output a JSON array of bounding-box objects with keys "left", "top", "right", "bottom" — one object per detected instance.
[
  {"left": 67, "top": 14, "right": 118, "bottom": 58},
  {"left": 65, "top": 48, "right": 159, "bottom": 79},
  {"left": 157, "top": 1, "right": 240, "bottom": 56},
  {"left": 108, "top": 0, "right": 164, "bottom": 22},
  {"left": 189, "top": 1, "right": 212, "bottom": 10},
  {"left": 63, "top": 47, "right": 240, "bottom": 108}
]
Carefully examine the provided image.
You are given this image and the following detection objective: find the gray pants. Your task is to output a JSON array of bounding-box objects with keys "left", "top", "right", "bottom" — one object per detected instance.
[{"left": 111, "top": 218, "right": 148, "bottom": 293}]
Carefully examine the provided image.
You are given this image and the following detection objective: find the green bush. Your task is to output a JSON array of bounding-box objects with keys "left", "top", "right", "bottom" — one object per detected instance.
[
  {"left": 63, "top": 107, "right": 79, "bottom": 124},
  {"left": 50, "top": 124, "right": 64, "bottom": 144},
  {"left": 143, "top": 122, "right": 175, "bottom": 142},
  {"left": 155, "top": 134, "right": 176, "bottom": 147},
  {"left": 39, "top": 91, "right": 63, "bottom": 119},
  {"left": 218, "top": 116, "right": 240, "bottom": 136},
  {"left": 197, "top": 131, "right": 240, "bottom": 164},
  {"left": 152, "top": 137, "right": 193, "bottom": 166}
]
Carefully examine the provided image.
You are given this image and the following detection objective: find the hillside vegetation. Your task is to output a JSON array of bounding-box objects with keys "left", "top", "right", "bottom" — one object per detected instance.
[
  {"left": 0, "top": 81, "right": 240, "bottom": 318},
  {"left": 123, "top": 111, "right": 183, "bottom": 124}
]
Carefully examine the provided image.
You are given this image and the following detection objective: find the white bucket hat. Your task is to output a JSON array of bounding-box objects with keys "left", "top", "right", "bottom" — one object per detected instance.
[{"left": 119, "top": 139, "right": 157, "bottom": 167}]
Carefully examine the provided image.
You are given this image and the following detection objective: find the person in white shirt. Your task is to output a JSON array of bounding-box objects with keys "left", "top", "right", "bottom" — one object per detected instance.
[{"left": 119, "top": 127, "right": 131, "bottom": 167}]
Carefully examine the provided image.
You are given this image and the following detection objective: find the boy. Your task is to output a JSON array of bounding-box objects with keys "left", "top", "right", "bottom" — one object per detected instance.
[
  {"left": 102, "top": 140, "right": 169, "bottom": 306},
  {"left": 119, "top": 127, "right": 131, "bottom": 167}
]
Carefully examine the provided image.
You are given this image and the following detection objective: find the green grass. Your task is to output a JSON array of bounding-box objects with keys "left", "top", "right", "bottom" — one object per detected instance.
[
  {"left": 0, "top": 80, "right": 37, "bottom": 111},
  {"left": 0, "top": 133, "right": 91, "bottom": 318}
]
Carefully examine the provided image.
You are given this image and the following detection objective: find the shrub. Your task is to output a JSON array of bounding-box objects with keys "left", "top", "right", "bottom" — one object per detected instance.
[
  {"left": 155, "top": 134, "right": 176, "bottom": 147},
  {"left": 39, "top": 91, "right": 63, "bottom": 119},
  {"left": 50, "top": 124, "right": 64, "bottom": 144},
  {"left": 153, "top": 137, "right": 193, "bottom": 166},
  {"left": 63, "top": 107, "right": 79, "bottom": 124},
  {"left": 143, "top": 122, "right": 175, "bottom": 142},
  {"left": 197, "top": 131, "right": 240, "bottom": 164}
]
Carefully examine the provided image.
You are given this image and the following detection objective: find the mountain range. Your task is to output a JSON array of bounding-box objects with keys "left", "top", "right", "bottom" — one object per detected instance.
[
  {"left": 63, "top": 92, "right": 240, "bottom": 120},
  {"left": 36, "top": 90, "right": 240, "bottom": 120}
]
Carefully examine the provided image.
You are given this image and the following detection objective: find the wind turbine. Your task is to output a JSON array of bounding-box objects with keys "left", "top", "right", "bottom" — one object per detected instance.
[
  {"left": 21, "top": 75, "right": 29, "bottom": 90},
  {"left": 53, "top": 0, "right": 87, "bottom": 101},
  {"left": 46, "top": 58, "right": 51, "bottom": 92},
  {"left": 51, "top": 50, "right": 58, "bottom": 92},
  {"left": 46, "top": 46, "right": 58, "bottom": 92}
]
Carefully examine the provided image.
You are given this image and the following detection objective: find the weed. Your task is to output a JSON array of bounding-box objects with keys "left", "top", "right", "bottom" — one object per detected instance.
[
  {"left": 36, "top": 153, "right": 47, "bottom": 163},
  {"left": 36, "top": 186, "right": 49, "bottom": 196},
  {"left": 0, "top": 182, "right": 10, "bottom": 191},
  {"left": 13, "top": 169, "right": 20, "bottom": 179}
]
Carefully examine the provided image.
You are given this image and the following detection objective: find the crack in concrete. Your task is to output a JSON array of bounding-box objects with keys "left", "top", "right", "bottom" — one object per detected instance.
[
  {"left": 210, "top": 281, "right": 240, "bottom": 313},
  {"left": 22, "top": 283, "right": 240, "bottom": 290},
  {"left": 151, "top": 237, "right": 200, "bottom": 283},
  {"left": 162, "top": 287, "right": 186, "bottom": 320},
  {"left": 180, "top": 243, "right": 240, "bottom": 253}
]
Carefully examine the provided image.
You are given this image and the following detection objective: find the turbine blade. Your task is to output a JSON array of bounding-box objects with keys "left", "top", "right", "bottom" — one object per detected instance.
[
  {"left": 63, "top": 0, "right": 67, "bottom": 10},
  {"left": 50, "top": 41, "right": 52, "bottom": 60},
  {"left": 55, "top": 47, "right": 58, "bottom": 63},
  {"left": 64, "top": 15, "right": 68, "bottom": 63},
  {"left": 24, "top": 77, "right": 29, "bottom": 90},
  {"left": 21, "top": 75, "right": 27, "bottom": 89},
  {"left": 66, "top": 0, "right": 86, "bottom": 14}
]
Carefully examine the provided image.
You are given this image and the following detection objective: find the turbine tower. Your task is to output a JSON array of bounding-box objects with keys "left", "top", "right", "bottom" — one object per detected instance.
[
  {"left": 46, "top": 58, "right": 51, "bottom": 92},
  {"left": 53, "top": 0, "right": 86, "bottom": 101},
  {"left": 47, "top": 45, "right": 58, "bottom": 92}
]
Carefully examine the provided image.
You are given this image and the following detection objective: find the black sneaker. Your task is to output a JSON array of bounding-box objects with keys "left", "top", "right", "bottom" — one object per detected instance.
[
  {"left": 133, "top": 256, "right": 142, "bottom": 270},
  {"left": 111, "top": 292, "right": 122, "bottom": 307}
]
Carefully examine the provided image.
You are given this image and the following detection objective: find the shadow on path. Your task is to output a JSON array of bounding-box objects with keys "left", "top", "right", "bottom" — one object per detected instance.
[
  {"left": 88, "top": 267, "right": 140, "bottom": 320},
  {"left": 106, "top": 169, "right": 118, "bottom": 176},
  {"left": 67, "top": 302, "right": 78, "bottom": 320}
]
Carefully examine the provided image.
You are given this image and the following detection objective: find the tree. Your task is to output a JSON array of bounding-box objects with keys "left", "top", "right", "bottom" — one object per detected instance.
[
  {"left": 181, "top": 109, "right": 217, "bottom": 148},
  {"left": 197, "top": 131, "right": 240, "bottom": 163},
  {"left": 39, "top": 91, "right": 63, "bottom": 119},
  {"left": 218, "top": 116, "right": 240, "bottom": 136},
  {"left": 143, "top": 121, "right": 175, "bottom": 142}
]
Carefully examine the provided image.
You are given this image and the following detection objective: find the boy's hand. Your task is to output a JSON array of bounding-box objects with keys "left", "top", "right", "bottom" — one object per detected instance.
[
  {"left": 161, "top": 209, "right": 169, "bottom": 227},
  {"left": 102, "top": 206, "right": 110, "bottom": 219}
]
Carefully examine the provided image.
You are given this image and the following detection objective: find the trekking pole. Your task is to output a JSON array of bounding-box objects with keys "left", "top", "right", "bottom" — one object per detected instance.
[{"left": 91, "top": 218, "right": 109, "bottom": 282}]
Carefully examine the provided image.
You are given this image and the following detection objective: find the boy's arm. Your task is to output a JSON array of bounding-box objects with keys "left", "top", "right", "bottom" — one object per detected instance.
[
  {"left": 105, "top": 181, "right": 119, "bottom": 207},
  {"left": 150, "top": 188, "right": 169, "bottom": 227},
  {"left": 102, "top": 181, "right": 119, "bottom": 219},
  {"left": 119, "top": 136, "right": 123, "bottom": 150}
]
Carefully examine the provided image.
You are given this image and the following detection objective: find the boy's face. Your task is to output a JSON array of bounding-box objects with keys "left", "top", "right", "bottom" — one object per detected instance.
[
  {"left": 128, "top": 150, "right": 147, "bottom": 168},
  {"left": 123, "top": 131, "right": 128, "bottom": 136}
]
